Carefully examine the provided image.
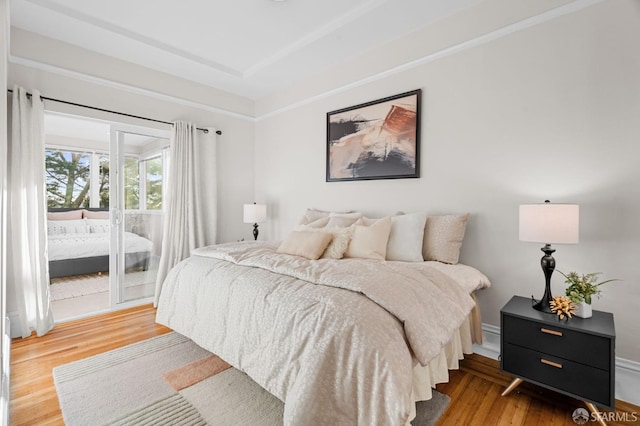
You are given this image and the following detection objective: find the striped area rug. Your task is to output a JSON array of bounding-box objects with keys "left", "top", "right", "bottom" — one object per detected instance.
[{"left": 53, "top": 332, "right": 450, "bottom": 425}]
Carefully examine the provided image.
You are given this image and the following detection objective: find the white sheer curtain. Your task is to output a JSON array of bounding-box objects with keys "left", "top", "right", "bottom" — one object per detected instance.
[
  {"left": 154, "top": 121, "right": 217, "bottom": 305},
  {"left": 7, "top": 86, "right": 54, "bottom": 337}
]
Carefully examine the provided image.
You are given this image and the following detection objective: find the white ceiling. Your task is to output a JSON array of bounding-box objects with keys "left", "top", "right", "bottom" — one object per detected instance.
[{"left": 11, "top": 0, "right": 479, "bottom": 100}]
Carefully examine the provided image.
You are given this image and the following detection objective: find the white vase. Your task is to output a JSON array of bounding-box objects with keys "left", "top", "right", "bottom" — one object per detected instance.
[{"left": 573, "top": 301, "right": 592, "bottom": 318}]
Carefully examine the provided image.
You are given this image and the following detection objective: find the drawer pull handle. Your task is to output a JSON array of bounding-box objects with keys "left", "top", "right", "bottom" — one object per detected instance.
[
  {"left": 541, "top": 328, "right": 563, "bottom": 337},
  {"left": 541, "top": 358, "right": 563, "bottom": 369}
]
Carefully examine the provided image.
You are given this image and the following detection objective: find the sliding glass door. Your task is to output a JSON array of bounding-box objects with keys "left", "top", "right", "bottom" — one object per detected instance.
[
  {"left": 109, "top": 124, "right": 169, "bottom": 306},
  {"left": 44, "top": 113, "right": 170, "bottom": 320}
]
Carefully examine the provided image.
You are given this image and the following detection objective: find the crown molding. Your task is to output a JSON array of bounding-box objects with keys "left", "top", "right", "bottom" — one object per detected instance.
[
  {"left": 8, "top": 55, "right": 255, "bottom": 122},
  {"left": 255, "top": 0, "right": 604, "bottom": 121},
  {"left": 9, "top": 0, "right": 603, "bottom": 123}
]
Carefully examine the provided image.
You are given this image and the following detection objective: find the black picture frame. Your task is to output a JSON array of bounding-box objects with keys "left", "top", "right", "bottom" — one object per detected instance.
[{"left": 326, "top": 89, "right": 421, "bottom": 182}]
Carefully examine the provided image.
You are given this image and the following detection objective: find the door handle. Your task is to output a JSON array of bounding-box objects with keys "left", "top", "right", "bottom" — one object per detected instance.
[{"left": 111, "top": 209, "right": 123, "bottom": 226}]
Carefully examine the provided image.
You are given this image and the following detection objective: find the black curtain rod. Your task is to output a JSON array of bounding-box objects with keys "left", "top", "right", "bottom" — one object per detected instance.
[{"left": 7, "top": 89, "right": 222, "bottom": 135}]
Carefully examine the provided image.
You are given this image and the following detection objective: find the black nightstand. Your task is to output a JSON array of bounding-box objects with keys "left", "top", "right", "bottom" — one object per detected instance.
[{"left": 500, "top": 296, "right": 615, "bottom": 423}]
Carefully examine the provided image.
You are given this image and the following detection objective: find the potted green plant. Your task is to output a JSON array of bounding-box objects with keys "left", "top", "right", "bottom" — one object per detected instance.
[{"left": 559, "top": 271, "right": 619, "bottom": 318}]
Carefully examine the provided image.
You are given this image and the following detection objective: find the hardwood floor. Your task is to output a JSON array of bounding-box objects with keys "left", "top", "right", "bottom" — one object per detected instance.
[
  {"left": 436, "top": 354, "right": 639, "bottom": 425},
  {"left": 9, "top": 305, "right": 171, "bottom": 426},
  {"left": 9, "top": 305, "right": 640, "bottom": 425}
]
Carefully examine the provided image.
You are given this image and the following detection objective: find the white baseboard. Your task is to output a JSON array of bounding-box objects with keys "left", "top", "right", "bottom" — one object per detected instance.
[
  {"left": 472, "top": 323, "right": 500, "bottom": 360},
  {"left": 7, "top": 312, "right": 19, "bottom": 339},
  {"left": 473, "top": 323, "right": 640, "bottom": 407}
]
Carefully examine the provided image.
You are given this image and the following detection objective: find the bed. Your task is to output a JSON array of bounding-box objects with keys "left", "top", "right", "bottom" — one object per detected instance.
[
  {"left": 47, "top": 208, "right": 152, "bottom": 279},
  {"left": 156, "top": 211, "right": 490, "bottom": 425}
]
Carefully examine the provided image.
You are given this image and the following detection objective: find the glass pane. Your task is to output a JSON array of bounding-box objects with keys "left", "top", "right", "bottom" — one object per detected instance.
[
  {"left": 124, "top": 157, "right": 140, "bottom": 210},
  {"left": 45, "top": 149, "right": 91, "bottom": 208},
  {"left": 99, "top": 154, "right": 110, "bottom": 208},
  {"left": 145, "top": 156, "right": 162, "bottom": 210},
  {"left": 122, "top": 211, "right": 161, "bottom": 302},
  {"left": 118, "top": 135, "right": 166, "bottom": 303}
]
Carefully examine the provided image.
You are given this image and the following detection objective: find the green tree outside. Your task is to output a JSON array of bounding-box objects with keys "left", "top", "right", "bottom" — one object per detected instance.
[
  {"left": 124, "top": 157, "right": 140, "bottom": 209},
  {"left": 45, "top": 149, "right": 91, "bottom": 208},
  {"left": 145, "top": 157, "right": 162, "bottom": 210},
  {"left": 46, "top": 149, "right": 145, "bottom": 210}
]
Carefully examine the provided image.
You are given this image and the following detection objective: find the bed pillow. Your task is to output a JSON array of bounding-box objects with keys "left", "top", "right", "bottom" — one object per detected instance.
[
  {"left": 47, "top": 220, "right": 67, "bottom": 235},
  {"left": 297, "top": 209, "right": 331, "bottom": 225},
  {"left": 47, "top": 219, "right": 88, "bottom": 235},
  {"left": 344, "top": 216, "right": 392, "bottom": 261},
  {"left": 325, "top": 212, "right": 362, "bottom": 229},
  {"left": 303, "top": 217, "right": 331, "bottom": 228},
  {"left": 83, "top": 210, "right": 110, "bottom": 219},
  {"left": 65, "top": 219, "right": 90, "bottom": 234},
  {"left": 386, "top": 212, "right": 428, "bottom": 262},
  {"left": 277, "top": 231, "right": 334, "bottom": 260},
  {"left": 47, "top": 210, "right": 82, "bottom": 221},
  {"left": 297, "top": 208, "right": 354, "bottom": 226},
  {"left": 422, "top": 214, "right": 470, "bottom": 264},
  {"left": 358, "top": 216, "right": 378, "bottom": 226},
  {"left": 87, "top": 219, "right": 110, "bottom": 233}
]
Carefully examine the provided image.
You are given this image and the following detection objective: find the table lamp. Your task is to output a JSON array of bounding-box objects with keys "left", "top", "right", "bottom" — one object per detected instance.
[
  {"left": 243, "top": 203, "right": 267, "bottom": 240},
  {"left": 519, "top": 200, "right": 579, "bottom": 313}
]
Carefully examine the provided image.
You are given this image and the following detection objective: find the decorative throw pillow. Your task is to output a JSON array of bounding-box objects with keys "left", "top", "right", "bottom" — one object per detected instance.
[
  {"left": 386, "top": 212, "right": 428, "bottom": 262},
  {"left": 47, "top": 210, "right": 82, "bottom": 221},
  {"left": 277, "top": 231, "right": 334, "bottom": 260},
  {"left": 83, "top": 210, "right": 110, "bottom": 219},
  {"left": 295, "top": 221, "right": 354, "bottom": 259},
  {"left": 344, "top": 216, "right": 392, "bottom": 261},
  {"left": 320, "top": 227, "right": 354, "bottom": 259},
  {"left": 422, "top": 214, "right": 470, "bottom": 264}
]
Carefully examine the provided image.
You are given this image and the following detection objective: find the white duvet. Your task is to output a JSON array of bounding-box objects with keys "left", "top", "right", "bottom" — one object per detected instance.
[
  {"left": 47, "top": 232, "right": 153, "bottom": 261},
  {"left": 156, "top": 242, "right": 485, "bottom": 425}
]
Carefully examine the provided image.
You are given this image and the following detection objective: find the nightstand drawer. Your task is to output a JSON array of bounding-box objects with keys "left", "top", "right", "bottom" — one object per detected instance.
[
  {"left": 503, "top": 343, "right": 611, "bottom": 406},
  {"left": 503, "top": 315, "right": 610, "bottom": 370}
]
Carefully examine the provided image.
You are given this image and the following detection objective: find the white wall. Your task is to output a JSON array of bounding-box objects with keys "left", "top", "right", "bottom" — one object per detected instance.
[
  {"left": 5, "top": 0, "right": 639, "bottom": 366},
  {"left": 6, "top": 28, "right": 258, "bottom": 319},
  {"left": 254, "top": 0, "right": 640, "bottom": 362},
  {"left": 8, "top": 28, "right": 257, "bottom": 244}
]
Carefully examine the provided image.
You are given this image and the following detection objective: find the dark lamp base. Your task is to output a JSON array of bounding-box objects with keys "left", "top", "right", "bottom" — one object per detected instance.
[
  {"left": 532, "top": 243, "right": 557, "bottom": 315},
  {"left": 532, "top": 296, "right": 554, "bottom": 314}
]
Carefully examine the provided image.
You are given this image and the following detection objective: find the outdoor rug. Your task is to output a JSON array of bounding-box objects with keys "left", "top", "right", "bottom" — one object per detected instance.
[
  {"left": 54, "top": 332, "right": 450, "bottom": 425},
  {"left": 50, "top": 270, "right": 153, "bottom": 301}
]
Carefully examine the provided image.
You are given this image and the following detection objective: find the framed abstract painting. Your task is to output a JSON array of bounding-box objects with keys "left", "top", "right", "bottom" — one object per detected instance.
[{"left": 326, "top": 89, "right": 421, "bottom": 182}]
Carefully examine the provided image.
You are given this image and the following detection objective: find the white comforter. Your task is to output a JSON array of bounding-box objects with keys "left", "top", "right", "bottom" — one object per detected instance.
[
  {"left": 156, "top": 242, "right": 480, "bottom": 425},
  {"left": 47, "top": 232, "right": 153, "bottom": 261}
]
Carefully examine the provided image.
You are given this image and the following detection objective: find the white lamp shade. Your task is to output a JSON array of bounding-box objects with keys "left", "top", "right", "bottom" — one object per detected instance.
[
  {"left": 243, "top": 204, "right": 267, "bottom": 223},
  {"left": 519, "top": 203, "right": 579, "bottom": 244}
]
